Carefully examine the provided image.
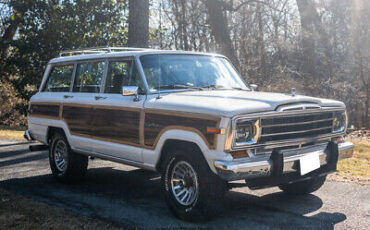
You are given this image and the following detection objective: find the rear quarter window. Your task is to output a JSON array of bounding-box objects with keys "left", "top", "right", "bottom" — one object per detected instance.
[{"left": 43, "top": 64, "right": 74, "bottom": 92}]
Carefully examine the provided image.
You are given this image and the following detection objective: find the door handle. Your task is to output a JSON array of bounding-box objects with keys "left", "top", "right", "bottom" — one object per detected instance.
[
  {"left": 95, "top": 96, "right": 107, "bottom": 100},
  {"left": 63, "top": 95, "right": 73, "bottom": 98}
]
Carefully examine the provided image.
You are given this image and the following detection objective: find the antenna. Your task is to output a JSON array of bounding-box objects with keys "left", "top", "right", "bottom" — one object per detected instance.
[{"left": 156, "top": 54, "right": 162, "bottom": 99}]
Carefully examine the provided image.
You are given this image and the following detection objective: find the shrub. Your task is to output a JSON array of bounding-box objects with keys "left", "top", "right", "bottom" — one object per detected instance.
[{"left": 0, "top": 80, "right": 26, "bottom": 126}]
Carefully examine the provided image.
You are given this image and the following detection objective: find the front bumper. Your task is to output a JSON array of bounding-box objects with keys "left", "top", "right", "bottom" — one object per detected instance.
[{"left": 214, "top": 141, "right": 354, "bottom": 181}]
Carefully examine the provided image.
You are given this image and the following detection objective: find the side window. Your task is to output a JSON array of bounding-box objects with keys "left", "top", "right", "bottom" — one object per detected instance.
[
  {"left": 73, "top": 61, "right": 105, "bottom": 93},
  {"left": 104, "top": 60, "right": 144, "bottom": 94},
  {"left": 43, "top": 65, "right": 73, "bottom": 92}
]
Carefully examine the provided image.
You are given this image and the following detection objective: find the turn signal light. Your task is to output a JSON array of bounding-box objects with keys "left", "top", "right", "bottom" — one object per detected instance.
[{"left": 206, "top": 127, "right": 225, "bottom": 134}]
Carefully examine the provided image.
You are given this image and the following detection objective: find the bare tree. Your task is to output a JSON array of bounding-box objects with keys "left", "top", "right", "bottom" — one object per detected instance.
[{"left": 203, "top": 0, "right": 240, "bottom": 68}]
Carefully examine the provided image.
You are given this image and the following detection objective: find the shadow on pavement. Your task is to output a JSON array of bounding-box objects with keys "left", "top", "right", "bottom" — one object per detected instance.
[
  {"left": 0, "top": 152, "right": 48, "bottom": 167},
  {"left": 0, "top": 165, "right": 347, "bottom": 229},
  {"left": 0, "top": 142, "right": 34, "bottom": 148},
  {"left": 0, "top": 148, "right": 34, "bottom": 159}
]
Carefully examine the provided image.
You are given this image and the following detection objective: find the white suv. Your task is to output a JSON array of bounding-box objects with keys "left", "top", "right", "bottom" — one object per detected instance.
[{"left": 25, "top": 47, "right": 354, "bottom": 221}]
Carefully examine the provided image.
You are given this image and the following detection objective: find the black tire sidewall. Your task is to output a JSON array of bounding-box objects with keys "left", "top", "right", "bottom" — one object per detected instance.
[
  {"left": 49, "top": 133, "right": 70, "bottom": 178},
  {"left": 162, "top": 149, "right": 225, "bottom": 221},
  {"left": 48, "top": 132, "right": 88, "bottom": 183},
  {"left": 163, "top": 154, "right": 198, "bottom": 214}
]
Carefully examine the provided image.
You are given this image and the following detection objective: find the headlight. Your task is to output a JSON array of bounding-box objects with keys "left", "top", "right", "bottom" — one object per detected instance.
[
  {"left": 332, "top": 111, "right": 347, "bottom": 133},
  {"left": 234, "top": 119, "right": 260, "bottom": 146}
]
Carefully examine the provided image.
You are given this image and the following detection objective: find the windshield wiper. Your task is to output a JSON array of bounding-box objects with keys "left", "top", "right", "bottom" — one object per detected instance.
[
  {"left": 231, "top": 87, "right": 249, "bottom": 91},
  {"left": 200, "top": 84, "right": 226, "bottom": 89},
  {"left": 154, "top": 84, "right": 200, "bottom": 90}
]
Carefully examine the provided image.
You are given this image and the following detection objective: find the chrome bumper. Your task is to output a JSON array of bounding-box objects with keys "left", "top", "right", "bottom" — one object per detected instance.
[
  {"left": 214, "top": 142, "right": 354, "bottom": 181},
  {"left": 24, "top": 130, "right": 34, "bottom": 141}
]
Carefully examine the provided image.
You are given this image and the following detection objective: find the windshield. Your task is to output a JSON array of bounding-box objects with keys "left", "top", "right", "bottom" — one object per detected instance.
[{"left": 139, "top": 54, "right": 248, "bottom": 92}]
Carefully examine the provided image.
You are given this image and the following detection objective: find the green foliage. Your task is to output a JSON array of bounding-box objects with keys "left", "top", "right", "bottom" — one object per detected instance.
[
  {"left": 4, "top": 0, "right": 128, "bottom": 100},
  {"left": 0, "top": 80, "right": 26, "bottom": 126}
]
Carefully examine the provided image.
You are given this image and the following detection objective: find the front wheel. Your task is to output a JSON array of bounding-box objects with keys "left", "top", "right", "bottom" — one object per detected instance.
[
  {"left": 279, "top": 176, "right": 326, "bottom": 195},
  {"left": 161, "top": 146, "right": 226, "bottom": 222}
]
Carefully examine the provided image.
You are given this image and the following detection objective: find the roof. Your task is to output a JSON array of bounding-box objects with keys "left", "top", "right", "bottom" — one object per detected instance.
[{"left": 49, "top": 47, "right": 225, "bottom": 64}]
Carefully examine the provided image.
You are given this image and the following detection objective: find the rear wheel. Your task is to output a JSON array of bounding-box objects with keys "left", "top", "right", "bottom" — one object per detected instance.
[
  {"left": 161, "top": 145, "right": 227, "bottom": 222},
  {"left": 49, "top": 131, "right": 88, "bottom": 183},
  {"left": 279, "top": 176, "right": 326, "bottom": 195}
]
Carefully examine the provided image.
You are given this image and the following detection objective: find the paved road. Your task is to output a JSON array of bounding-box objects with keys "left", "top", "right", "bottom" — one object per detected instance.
[{"left": 0, "top": 141, "right": 369, "bottom": 229}]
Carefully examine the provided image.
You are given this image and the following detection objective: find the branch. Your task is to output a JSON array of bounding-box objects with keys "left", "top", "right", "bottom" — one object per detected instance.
[{"left": 217, "top": 0, "right": 268, "bottom": 12}]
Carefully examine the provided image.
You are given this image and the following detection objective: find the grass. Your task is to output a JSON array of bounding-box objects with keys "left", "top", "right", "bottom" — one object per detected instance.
[
  {"left": 0, "top": 125, "right": 26, "bottom": 141},
  {"left": 0, "top": 189, "right": 122, "bottom": 230},
  {"left": 333, "top": 139, "right": 370, "bottom": 181}
]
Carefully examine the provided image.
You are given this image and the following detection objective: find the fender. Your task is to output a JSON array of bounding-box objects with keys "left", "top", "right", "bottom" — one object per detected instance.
[{"left": 142, "top": 128, "right": 229, "bottom": 173}]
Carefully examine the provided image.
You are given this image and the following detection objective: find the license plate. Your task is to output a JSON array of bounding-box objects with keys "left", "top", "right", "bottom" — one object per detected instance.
[{"left": 299, "top": 151, "right": 320, "bottom": 176}]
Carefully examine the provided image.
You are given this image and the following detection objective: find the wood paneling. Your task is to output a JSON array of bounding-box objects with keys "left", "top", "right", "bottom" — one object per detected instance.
[
  {"left": 144, "top": 111, "right": 220, "bottom": 149},
  {"left": 93, "top": 107, "right": 141, "bottom": 144},
  {"left": 28, "top": 103, "right": 60, "bottom": 119},
  {"left": 62, "top": 104, "right": 92, "bottom": 136},
  {"left": 29, "top": 102, "right": 221, "bottom": 150}
]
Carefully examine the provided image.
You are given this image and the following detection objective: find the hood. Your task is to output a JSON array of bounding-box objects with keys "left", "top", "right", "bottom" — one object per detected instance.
[{"left": 144, "top": 90, "right": 345, "bottom": 117}]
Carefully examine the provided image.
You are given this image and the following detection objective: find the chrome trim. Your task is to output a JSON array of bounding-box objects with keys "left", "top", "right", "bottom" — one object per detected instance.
[
  {"left": 260, "top": 126, "right": 332, "bottom": 137},
  {"left": 224, "top": 122, "right": 233, "bottom": 151},
  {"left": 214, "top": 141, "right": 353, "bottom": 181},
  {"left": 122, "top": 86, "right": 139, "bottom": 97},
  {"left": 234, "top": 119, "right": 261, "bottom": 146},
  {"left": 338, "top": 141, "right": 354, "bottom": 160},
  {"left": 72, "top": 147, "right": 155, "bottom": 171},
  {"left": 276, "top": 103, "right": 321, "bottom": 112},
  {"left": 261, "top": 118, "right": 333, "bottom": 128},
  {"left": 231, "top": 108, "right": 345, "bottom": 150},
  {"left": 332, "top": 110, "right": 348, "bottom": 134}
]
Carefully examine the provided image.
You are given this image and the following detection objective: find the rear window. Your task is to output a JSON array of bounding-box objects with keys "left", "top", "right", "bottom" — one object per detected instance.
[{"left": 43, "top": 65, "right": 74, "bottom": 92}]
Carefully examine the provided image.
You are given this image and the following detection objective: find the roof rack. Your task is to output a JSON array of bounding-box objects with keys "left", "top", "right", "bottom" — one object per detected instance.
[{"left": 59, "top": 46, "right": 154, "bottom": 57}]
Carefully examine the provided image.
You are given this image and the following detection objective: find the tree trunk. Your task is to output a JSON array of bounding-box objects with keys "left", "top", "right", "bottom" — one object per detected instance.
[
  {"left": 128, "top": 0, "right": 149, "bottom": 48},
  {"left": 257, "top": 2, "right": 267, "bottom": 83},
  {"left": 296, "top": 0, "right": 316, "bottom": 93},
  {"left": 203, "top": 0, "right": 239, "bottom": 69}
]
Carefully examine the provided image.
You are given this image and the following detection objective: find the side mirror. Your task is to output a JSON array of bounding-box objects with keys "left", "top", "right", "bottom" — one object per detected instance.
[
  {"left": 250, "top": 84, "right": 258, "bottom": 91},
  {"left": 122, "top": 86, "right": 140, "bottom": 101}
]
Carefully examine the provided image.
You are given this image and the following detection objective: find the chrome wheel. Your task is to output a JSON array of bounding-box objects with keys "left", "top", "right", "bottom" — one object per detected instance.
[
  {"left": 54, "top": 140, "right": 68, "bottom": 172},
  {"left": 170, "top": 161, "right": 199, "bottom": 206}
]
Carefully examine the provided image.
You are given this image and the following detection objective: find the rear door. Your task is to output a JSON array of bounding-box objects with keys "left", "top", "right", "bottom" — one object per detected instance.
[
  {"left": 61, "top": 60, "right": 106, "bottom": 152},
  {"left": 90, "top": 58, "right": 145, "bottom": 162}
]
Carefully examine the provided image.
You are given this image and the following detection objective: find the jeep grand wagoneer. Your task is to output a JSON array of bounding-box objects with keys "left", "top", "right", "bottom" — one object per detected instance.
[{"left": 25, "top": 47, "right": 354, "bottom": 221}]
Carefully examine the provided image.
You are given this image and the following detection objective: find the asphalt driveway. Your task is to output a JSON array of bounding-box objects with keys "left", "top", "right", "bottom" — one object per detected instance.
[{"left": 0, "top": 140, "right": 369, "bottom": 229}]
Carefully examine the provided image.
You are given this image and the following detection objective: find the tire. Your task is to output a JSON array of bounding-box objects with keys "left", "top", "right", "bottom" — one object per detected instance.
[
  {"left": 279, "top": 176, "right": 326, "bottom": 195},
  {"left": 49, "top": 131, "right": 88, "bottom": 183},
  {"left": 161, "top": 144, "right": 227, "bottom": 222}
]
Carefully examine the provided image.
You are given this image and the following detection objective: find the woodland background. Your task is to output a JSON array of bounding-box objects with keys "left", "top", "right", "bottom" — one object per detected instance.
[{"left": 0, "top": 0, "right": 369, "bottom": 129}]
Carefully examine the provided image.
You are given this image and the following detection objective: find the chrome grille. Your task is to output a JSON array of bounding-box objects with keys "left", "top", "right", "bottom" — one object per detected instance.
[{"left": 259, "top": 112, "right": 334, "bottom": 143}]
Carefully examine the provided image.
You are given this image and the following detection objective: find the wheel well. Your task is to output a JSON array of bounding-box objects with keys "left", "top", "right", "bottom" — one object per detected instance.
[
  {"left": 47, "top": 127, "right": 65, "bottom": 144},
  {"left": 155, "top": 139, "right": 205, "bottom": 171}
]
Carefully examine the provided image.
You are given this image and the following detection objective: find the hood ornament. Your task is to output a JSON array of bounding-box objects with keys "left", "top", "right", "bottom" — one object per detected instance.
[{"left": 291, "top": 88, "right": 296, "bottom": 97}]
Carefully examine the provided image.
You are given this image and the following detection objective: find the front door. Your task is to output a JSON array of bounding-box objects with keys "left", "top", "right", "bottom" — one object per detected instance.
[{"left": 90, "top": 58, "right": 145, "bottom": 163}]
